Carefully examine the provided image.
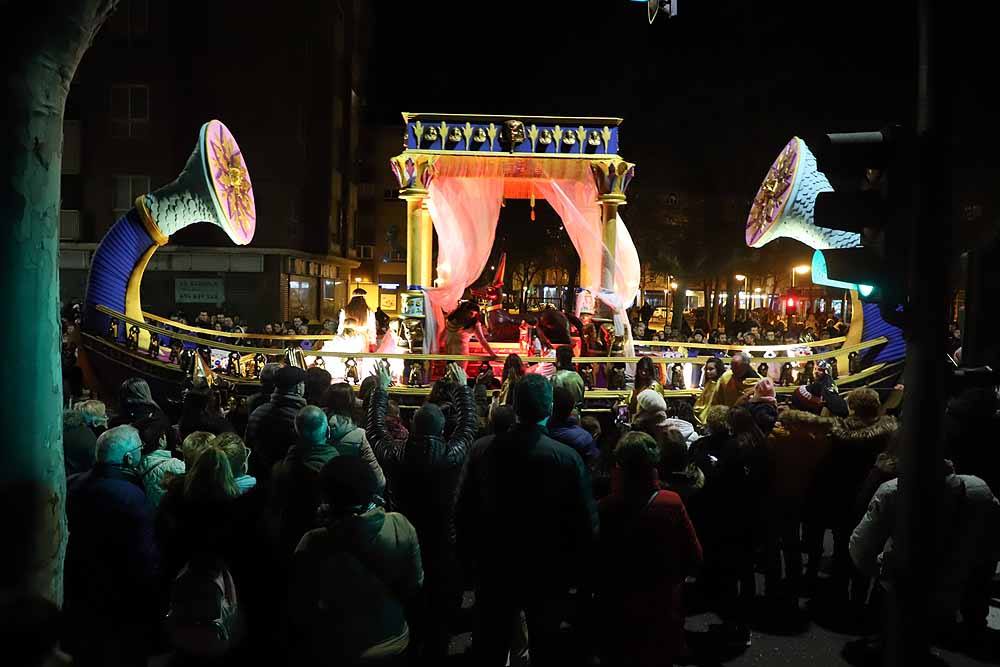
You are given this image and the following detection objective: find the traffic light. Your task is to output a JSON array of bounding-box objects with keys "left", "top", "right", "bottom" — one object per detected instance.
[
  {"left": 785, "top": 295, "right": 797, "bottom": 315},
  {"left": 745, "top": 130, "right": 908, "bottom": 310},
  {"left": 807, "top": 128, "right": 908, "bottom": 307}
]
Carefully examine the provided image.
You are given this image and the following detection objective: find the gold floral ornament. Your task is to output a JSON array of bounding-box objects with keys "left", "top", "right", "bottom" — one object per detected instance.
[
  {"left": 746, "top": 138, "right": 799, "bottom": 247},
  {"left": 206, "top": 120, "right": 255, "bottom": 244}
]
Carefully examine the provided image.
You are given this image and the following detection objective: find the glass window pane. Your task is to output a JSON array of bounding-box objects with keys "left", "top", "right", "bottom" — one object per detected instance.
[
  {"left": 131, "top": 175, "right": 150, "bottom": 198},
  {"left": 112, "top": 175, "right": 132, "bottom": 209},
  {"left": 130, "top": 86, "right": 148, "bottom": 120},
  {"left": 111, "top": 85, "right": 129, "bottom": 119}
]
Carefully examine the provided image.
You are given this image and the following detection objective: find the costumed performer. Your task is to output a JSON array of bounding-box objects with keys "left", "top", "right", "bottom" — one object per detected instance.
[
  {"left": 442, "top": 300, "right": 496, "bottom": 371},
  {"left": 340, "top": 287, "right": 377, "bottom": 352}
]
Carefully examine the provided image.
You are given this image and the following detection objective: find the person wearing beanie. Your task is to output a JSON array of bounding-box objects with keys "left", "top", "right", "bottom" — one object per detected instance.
[
  {"left": 455, "top": 373, "right": 598, "bottom": 666},
  {"left": 747, "top": 377, "right": 778, "bottom": 435},
  {"left": 246, "top": 365, "right": 308, "bottom": 481},
  {"left": 367, "top": 361, "right": 476, "bottom": 662},
  {"left": 247, "top": 362, "right": 282, "bottom": 415},
  {"left": 288, "top": 456, "right": 423, "bottom": 664}
]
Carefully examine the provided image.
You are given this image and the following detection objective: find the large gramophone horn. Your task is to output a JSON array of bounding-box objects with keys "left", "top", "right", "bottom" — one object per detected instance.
[
  {"left": 84, "top": 120, "right": 256, "bottom": 343},
  {"left": 745, "top": 136, "right": 860, "bottom": 251}
]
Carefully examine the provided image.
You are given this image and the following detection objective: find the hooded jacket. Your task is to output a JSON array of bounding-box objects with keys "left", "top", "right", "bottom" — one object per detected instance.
[
  {"left": 367, "top": 383, "right": 476, "bottom": 575},
  {"left": 328, "top": 419, "right": 385, "bottom": 494},
  {"left": 135, "top": 449, "right": 185, "bottom": 509},
  {"left": 828, "top": 414, "right": 899, "bottom": 507},
  {"left": 289, "top": 507, "right": 423, "bottom": 663},
  {"left": 765, "top": 409, "right": 834, "bottom": 503},
  {"left": 246, "top": 390, "right": 307, "bottom": 480},
  {"left": 455, "top": 423, "right": 598, "bottom": 588}
]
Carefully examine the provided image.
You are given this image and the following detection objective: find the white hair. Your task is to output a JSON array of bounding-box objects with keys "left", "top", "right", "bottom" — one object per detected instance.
[{"left": 95, "top": 425, "right": 141, "bottom": 464}]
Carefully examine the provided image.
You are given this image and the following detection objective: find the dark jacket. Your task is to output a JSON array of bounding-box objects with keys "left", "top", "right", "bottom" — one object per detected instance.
[
  {"left": 65, "top": 464, "right": 159, "bottom": 623},
  {"left": 268, "top": 439, "right": 340, "bottom": 556},
  {"left": 547, "top": 418, "right": 599, "bottom": 465},
  {"left": 288, "top": 507, "right": 423, "bottom": 663},
  {"left": 246, "top": 391, "right": 307, "bottom": 480},
  {"left": 63, "top": 411, "right": 97, "bottom": 476},
  {"left": 367, "top": 384, "right": 476, "bottom": 576},
  {"left": 826, "top": 414, "right": 899, "bottom": 521},
  {"left": 329, "top": 424, "right": 386, "bottom": 495},
  {"left": 455, "top": 423, "right": 598, "bottom": 588},
  {"left": 178, "top": 410, "right": 235, "bottom": 440}
]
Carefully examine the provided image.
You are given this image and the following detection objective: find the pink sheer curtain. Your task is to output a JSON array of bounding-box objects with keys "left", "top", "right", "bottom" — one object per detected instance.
[
  {"left": 534, "top": 179, "right": 640, "bottom": 310},
  {"left": 424, "top": 175, "right": 504, "bottom": 351}
]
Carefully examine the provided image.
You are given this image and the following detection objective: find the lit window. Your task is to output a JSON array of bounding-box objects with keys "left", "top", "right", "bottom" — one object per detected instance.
[{"left": 111, "top": 84, "right": 149, "bottom": 138}]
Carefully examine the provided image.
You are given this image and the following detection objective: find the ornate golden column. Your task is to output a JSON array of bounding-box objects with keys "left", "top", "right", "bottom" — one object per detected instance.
[
  {"left": 390, "top": 153, "right": 436, "bottom": 288},
  {"left": 590, "top": 159, "right": 636, "bottom": 292}
]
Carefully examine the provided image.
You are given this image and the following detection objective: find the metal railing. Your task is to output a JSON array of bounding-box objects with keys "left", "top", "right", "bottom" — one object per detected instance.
[{"left": 90, "top": 305, "right": 890, "bottom": 398}]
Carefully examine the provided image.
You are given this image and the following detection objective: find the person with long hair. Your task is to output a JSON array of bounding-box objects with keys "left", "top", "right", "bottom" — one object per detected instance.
[
  {"left": 156, "top": 444, "right": 242, "bottom": 580},
  {"left": 442, "top": 300, "right": 496, "bottom": 371},
  {"left": 629, "top": 356, "right": 664, "bottom": 414},
  {"left": 110, "top": 377, "right": 164, "bottom": 427},
  {"left": 498, "top": 353, "right": 524, "bottom": 406},
  {"left": 695, "top": 357, "right": 727, "bottom": 425},
  {"left": 597, "top": 431, "right": 702, "bottom": 666}
]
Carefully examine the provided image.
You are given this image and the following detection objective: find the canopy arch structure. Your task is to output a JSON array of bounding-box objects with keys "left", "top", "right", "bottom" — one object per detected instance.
[{"left": 388, "top": 112, "right": 641, "bottom": 350}]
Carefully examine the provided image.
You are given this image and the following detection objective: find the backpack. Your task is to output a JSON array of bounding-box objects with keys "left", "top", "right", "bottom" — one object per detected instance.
[{"left": 165, "top": 560, "right": 240, "bottom": 657}]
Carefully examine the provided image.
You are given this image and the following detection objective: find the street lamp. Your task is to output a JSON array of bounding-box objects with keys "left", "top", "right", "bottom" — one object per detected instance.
[
  {"left": 792, "top": 264, "right": 810, "bottom": 288},
  {"left": 735, "top": 274, "right": 748, "bottom": 311}
]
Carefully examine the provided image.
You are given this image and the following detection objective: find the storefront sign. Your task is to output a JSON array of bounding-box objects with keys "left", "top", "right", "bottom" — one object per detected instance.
[
  {"left": 380, "top": 293, "right": 398, "bottom": 311},
  {"left": 175, "top": 278, "right": 225, "bottom": 304}
]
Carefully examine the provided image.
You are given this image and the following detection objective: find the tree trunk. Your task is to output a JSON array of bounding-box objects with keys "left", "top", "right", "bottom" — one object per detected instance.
[
  {"left": 710, "top": 277, "right": 722, "bottom": 328},
  {"left": 1, "top": 0, "right": 118, "bottom": 606},
  {"left": 725, "top": 273, "right": 736, "bottom": 325},
  {"left": 671, "top": 278, "right": 687, "bottom": 332}
]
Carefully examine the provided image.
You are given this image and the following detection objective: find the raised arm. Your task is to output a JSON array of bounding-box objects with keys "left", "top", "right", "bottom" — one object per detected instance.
[
  {"left": 366, "top": 361, "right": 403, "bottom": 466},
  {"left": 443, "top": 362, "right": 478, "bottom": 467}
]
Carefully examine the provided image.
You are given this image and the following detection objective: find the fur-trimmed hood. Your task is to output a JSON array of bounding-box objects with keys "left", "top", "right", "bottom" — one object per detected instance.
[
  {"left": 775, "top": 409, "right": 835, "bottom": 430},
  {"left": 830, "top": 415, "right": 898, "bottom": 446}
]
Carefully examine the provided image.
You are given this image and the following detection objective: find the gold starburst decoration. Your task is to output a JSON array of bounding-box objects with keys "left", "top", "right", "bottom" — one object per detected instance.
[
  {"left": 206, "top": 120, "right": 255, "bottom": 244},
  {"left": 747, "top": 138, "right": 798, "bottom": 245}
]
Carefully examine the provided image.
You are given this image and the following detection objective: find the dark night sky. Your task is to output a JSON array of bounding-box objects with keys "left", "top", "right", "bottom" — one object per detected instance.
[{"left": 369, "top": 1, "right": 998, "bottom": 251}]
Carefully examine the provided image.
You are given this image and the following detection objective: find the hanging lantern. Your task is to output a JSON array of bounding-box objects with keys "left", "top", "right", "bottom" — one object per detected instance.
[{"left": 530, "top": 187, "right": 536, "bottom": 221}]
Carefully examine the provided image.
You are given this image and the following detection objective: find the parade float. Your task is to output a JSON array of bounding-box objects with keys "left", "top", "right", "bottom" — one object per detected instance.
[{"left": 77, "top": 117, "right": 898, "bottom": 408}]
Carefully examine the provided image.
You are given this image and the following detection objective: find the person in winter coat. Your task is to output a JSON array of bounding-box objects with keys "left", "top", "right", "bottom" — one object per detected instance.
[
  {"left": 849, "top": 458, "right": 1000, "bottom": 661},
  {"left": 64, "top": 426, "right": 160, "bottom": 666},
  {"left": 109, "top": 377, "right": 165, "bottom": 427},
  {"left": 269, "top": 405, "right": 342, "bottom": 556},
  {"left": 548, "top": 386, "right": 600, "bottom": 466},
  {"left": 696, "top": 407, "right": 769, "bottom": 649},
  {"left": 246, "top": 365, "right": 308, "bottom": 481},
  {"left": 745, "top": 377, "right": 779, "bottom": 435},
  {"left": 63, "top": 409, "right": 97, "bottom": 476},
  {"left": 551, "top": 345, "right": 586, "bottom": 410},
  {"left": 288, "top": 456, "right": 423, "bottom": 665},
  {"left": 324, "top": 382, "right": 385, "bottom": 493},
  {"left": 632, "top": 390, "right": 698, "bottom": 448},
  {"left": 246, "top": 363, "right": 281, "bottom": 416},
  {"left": 367, "top": 361, "right": 476, "bottom": 662},
  {"left": 77, "top": 399, "right": 109, "bottom": 439},
  {"left": 598, "top": 431, "right": 702, "bottom": 667},
  {"left": 132, "top": 414, "right": 185, "bottom": 509},
  {"left": 824, "top": 388, "right": 899, "bottom": 603},
  {"left": 762, "top": 407, "right": 834, "bottom": 604},
  {"left": 456, "top": 373, "right": 598, "bottom": 667},
  {"left": 658, "top": 426, "right": 705, "bottom": 506},
  {"left": 177, "top": 384, "right": 235, "bottom": 440},
  {"left": 214, "top": 431, "right": 256, "bottom": 494}
]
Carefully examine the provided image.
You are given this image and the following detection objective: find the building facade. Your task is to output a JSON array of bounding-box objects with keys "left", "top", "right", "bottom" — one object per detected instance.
[{"left": 60, "top": 0, "right": 369, "bottom": 327}]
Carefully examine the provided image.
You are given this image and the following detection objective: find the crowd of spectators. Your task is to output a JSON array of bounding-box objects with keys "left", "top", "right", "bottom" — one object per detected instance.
[{"left": 36, "top": 302, "right": 995, "bottom": 666}]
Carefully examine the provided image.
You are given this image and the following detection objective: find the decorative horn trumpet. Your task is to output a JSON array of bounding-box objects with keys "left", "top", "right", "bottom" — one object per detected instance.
[
  {"left": 746, "top": 136, "right": 860, "bottom": 251},
  {"left": 83, "top": 120, "right": 256, "bottom": 345}
]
